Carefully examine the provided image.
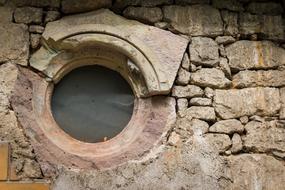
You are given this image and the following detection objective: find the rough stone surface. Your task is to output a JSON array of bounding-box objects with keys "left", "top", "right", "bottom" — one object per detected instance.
[
  {"left": 226, "top": 41, "right": 285, "bottom": 70},
  {"left": 181, "top": 53, "right": 190, "bottom": 71},
  {"left": 214, "top": 88, "right": 281, "bottom": 119},
  {"left": 177, "top": 98, "right": 188, "bottom": 112},
  {"left": 172, "top": 85, "right": 204, "bottom": 98},
  {"left": 0, "top": 63, "right": 42, "bottom": 179},
  {"left": 52, "top": 116, "right": 230, "bottom": 190},
  {"left": 212, "top": 0, "right": 244, "bottom": 12},
  {"left": 123, "top": 7, "right": 163, "bottom": 24},
  {"left": 189, "top": 37, "right": 219, "bottom": 67},
  {"left": 221, "top": 10, "right": 238, "bottom": 36},
  {"left": 0, "top": 7, "right": 13, "bottom": 23},
  {"left": 61, "top": 0, "right": 112, "bottom": 14},
  {"left": 29, "top": 25, "right": 44, "bottom": 34},
  {"left": 190, "top": 68, "right": 231, "bottom": 89},
  {"left": 189, "top": 98, "right": 212, "bottom": 106},
  {"left": 184, "top": 106, "right": 216, "bottom": 121},
  {"left": 209, "top": 119, "right": 244, "bottom": 135},
  {"left": 246, "top": 2, "right": 284, "bottom": 15},
  {"left": 239, "top": 13, "right": 284, "bottom": 40},
  {"left": 163, "top": 5, "right": 223, "bottom": 37},
  {"left": 0, "top": 23, "right": 29, "bottom": 66},
  {"left": 30, "top": 34, "right": 41, "bottom": 49},
  {"left": 177, "top": 118, "right": 209, "bottom": 135},
  {"left": 239, "top": 116, "right": 249, "bottom": 125},
  {"left": 280, "top": 87, "right": 285, "bottom": 119},
  {"left": 230, "top": 133, "right": 242, "bottom": 153},
  {"left": 233, "top": 70, "right": 285, "bottom": 88},
  {"left": 44, "top": 11, "right": 61, "bottom": 23},
  {"left": 205, "top": 87, "right": 214, "bottom": 99},
  {"left": 243, "top": 121, "right": 285, "bottom": 153},
  {"left": 14, "top": 7, "right": 43, "bottom": 24},
  {"left": 227, "top": 154, "right": 285, "bottom": 190},
  {"left": 204, "top": 134, "right": 231, "bottom": 153},
  {"left": 215, "top": 36, "right": 235, "bottom": 45},
  {"left": 219, "top": 57, "right": 231, "bottom": 79},
  {"left": 176, "top": 68, "right": 190, "bottom": 85},
  {"left": 175, "top": 0, "right": 209, "bottom": 5},
  {"left": 7, "top": 0, "right": 60, "bottom": 7}
]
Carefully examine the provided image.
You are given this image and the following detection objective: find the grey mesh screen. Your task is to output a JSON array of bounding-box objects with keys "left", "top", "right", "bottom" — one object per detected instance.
[{"left": 51, "top": 65, "right": 134, "bottom": 143}]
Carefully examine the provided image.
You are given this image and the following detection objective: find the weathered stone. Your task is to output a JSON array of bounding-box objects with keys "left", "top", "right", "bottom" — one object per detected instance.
[
  {"left": 14, "top": 7, "right": 43, "bottom": 24},
  {"left": 215, "top": 36, "right": 235, "bottom": 45},
  {"left": 214, "top": 88, "right": 281, "bottom": 119},
  {"left": 226, "top": 41, "right": 285, "bottom": 70},
  {"left": 0, "top": 23, "right": 29, "bottom": 66},
  {"left": 44, "top": 11, "right": 61, "bottom": 23},
  {"left": 204, "top": 134, "right": 231, "bottom": 153},
  {"left": 239, "top": 13, "right": 284, "bottom": 40},
  {"left": 181, "top": 118, "right": 209, "bottom": 135},
  {"left": 168, "top": 132, "right": 181, "bottom": 146},
  {"left": 204, "top": 87, "right": 214, "bottom": 99},
  {"left": 272, "top": 151, "right": 285, "bottom": 160},
  {"left": 249, "top": 115, "right": 265, "bottom": 123},
  {"left": 219, "top": 57, "right": 231, "bottom": 79},
  {"left": 154, "top": 22, "right": 168, "bottom": 29},
  {"left": 219, "top": 44, "right": 226, "bottom": 57},
  {"left": 209, "top": 119, "right": 244, "bottom": 135},
  {"left": 243, "top": 121, "right": 285, "bottom": 153},
  {"left": 30, "top": 34, "right": 41, "bottom": 49},
  {"left": 42, "top": 9, "right": 188, "bottom": 95},
  {"left": 189, "top": 98, "right": 212, "bottom": 106},
  {"left": 230, "top": 133, "right": 242, "bottom": 153},
  {"left": 176, "top": 68, "right": 190, "bottom": 85},
  {"left": 233, "top": 70, "right": 285, "bottom": 88},
  {"left": 7, "top": 0, "right": 60, "bottom": 7},
  {"left": 123, "top": 7, "right": 163, "bottom": 24},
  {"left": 172, "top": 85, "right": 203, "bottom": 98},
  {"left": 23, "top": 160, "right": 42, "bottom": 178},
  {"left": 61, "top": 0, "right": 112, "bottom": 14},
  {"left": 163, "top": 5, "right": 223, "bottom": 37},
  {"left": 175, "top": 0, "right": 209, "bottom": 5},
  {"left": 212, "top": 0, "right": 244, "bottom": 11},
  {"left": 246, "top": 2, "right": 284, "bottom": 15},
  {"left": 239, "top": 116, "right": 249, "bottom": 125},
  {"left": 280, "top": 88, "right": 285, "bottom": 119},
  {"left": 190, "top": 68, "right": 231, "bottom": 89},
  {"left": 189, "top": 37, "right": 219, "bottom": 67},
  {"left": 227, "top": 154, "right": 285, "bottom": 190},
  {"left": 177, "top": 98, "right": 188, "bottom": 112},
  {"left": 181, "top": 53, "right": 190, "bottom": 71},
  {"left": 0, "top": 7, "right": 13, "bottom": 23},
  {"left": 221, "top": 10, "right": 238, "bottom": 36},
  {"left": 139, "top": 0, "right": 173, "bottom": 7},
  {"left": 184, "top": 106, "right": 216, "bottom": 121},
  {"left": 29, "top": 25, "right": 44, "bottom": 34}
]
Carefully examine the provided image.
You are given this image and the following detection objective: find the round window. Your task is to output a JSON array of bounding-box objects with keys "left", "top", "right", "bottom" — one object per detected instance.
[{"left": 51, "top": 65, "right": 134, "bottom": 143}]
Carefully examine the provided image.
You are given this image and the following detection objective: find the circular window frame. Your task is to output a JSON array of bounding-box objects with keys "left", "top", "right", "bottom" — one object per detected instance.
[{"left": 19, "top": 27, "right": 177, "bottom": 169}]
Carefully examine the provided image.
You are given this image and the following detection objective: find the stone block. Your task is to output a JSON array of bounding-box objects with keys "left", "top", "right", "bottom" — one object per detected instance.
[{"left": 214, "top": 88, "right": 280, "bottom": 119}]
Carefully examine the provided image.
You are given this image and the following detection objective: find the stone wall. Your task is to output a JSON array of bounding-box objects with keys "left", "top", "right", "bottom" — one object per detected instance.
[{"left": 0, "top": 0, "right": 284, "bottom": 189}]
